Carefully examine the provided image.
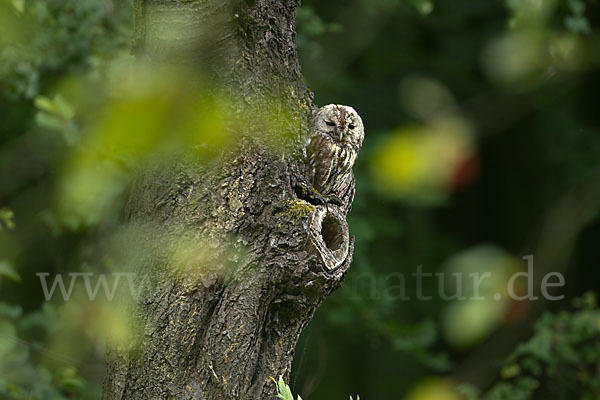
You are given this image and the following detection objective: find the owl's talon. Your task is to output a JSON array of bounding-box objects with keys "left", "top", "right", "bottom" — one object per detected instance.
[
  {"left": 305, "top": 188, "right": 327, "bottom": 205},
  {"left": 292, "top": 174, "right": 325, "bottom": 205},
  {"left": 291, "top": 175, "right": 343, "bottom": 207},
  {"left": 313, "top": 195, "right": 327, "bottom": 205},
  {"left": 327, "top": 195, "right": 343, "bottom": 206}
]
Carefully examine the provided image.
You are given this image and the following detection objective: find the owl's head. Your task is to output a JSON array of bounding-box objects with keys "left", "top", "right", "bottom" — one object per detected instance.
[{"left": 315, "top": 104, "right": 364, "bottom": 146}]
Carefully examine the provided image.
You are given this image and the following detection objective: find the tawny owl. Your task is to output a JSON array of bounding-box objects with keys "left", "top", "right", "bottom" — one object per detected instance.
[{"left": 307, "top": 104, "right": 364, "bottom": 200}]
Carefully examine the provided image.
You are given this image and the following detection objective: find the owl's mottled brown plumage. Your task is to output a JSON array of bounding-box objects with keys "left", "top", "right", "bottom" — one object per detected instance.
[{"left": 307, "top": 104, "right": 364, "bottom": 201}]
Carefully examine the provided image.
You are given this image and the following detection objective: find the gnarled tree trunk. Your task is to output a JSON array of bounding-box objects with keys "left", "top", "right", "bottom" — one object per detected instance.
[{"left": 103, "top": 1, "right": 355, "bottom": 399}]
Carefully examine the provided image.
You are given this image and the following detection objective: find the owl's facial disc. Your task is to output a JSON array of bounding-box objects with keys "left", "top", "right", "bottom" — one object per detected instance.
[
  {"left": 323, "top": 120, "right": 342, "bottom": 141},
  {"left": 316, "top": 104, "right": 362, "bottom": 143}
]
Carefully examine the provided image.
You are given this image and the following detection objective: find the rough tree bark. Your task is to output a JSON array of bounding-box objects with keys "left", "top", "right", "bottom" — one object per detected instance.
[{"left": 103, "top": 1, "right": 355, "bottom": 399}]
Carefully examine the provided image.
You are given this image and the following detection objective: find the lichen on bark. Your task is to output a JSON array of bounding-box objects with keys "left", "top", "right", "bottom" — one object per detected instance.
[{"left": 281, "top": 199, "right": 315, "bottom": 223}]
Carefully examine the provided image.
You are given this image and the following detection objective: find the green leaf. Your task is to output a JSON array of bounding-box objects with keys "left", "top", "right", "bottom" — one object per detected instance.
[
  {"left": 0, "top": 302, "right": 22, "bottom": 319},
  {"left": 0, "top": 260, "right": 20, "bottom": 282},
  {"left": 271, "top": 376, "right": 299, "bottom": 400},
  {"left": 54, "top": 94, "right": 75, "bottom": 119},
  {"left": 34, "top": 96, "right": 58, "bottom": 113},
  {"left": 564, "top": 15, "right": 591, "bottom": 34},
  {"left": 34, "top": 94, "right": 75, "bottom": 120},
  {"left": 11, "top": 0, "right": 24, "bottom": 13},
  {"left": 35, "top": 112, "right": 65, "bottom": 131},
  {"left": 410, "top": 0, "right": 434, "bottom": 15},
  {"left": 501, "top": 363, "right": 521, "bottom": 379},
  {"left": 568, "top": 0, "right": 586, "bottom": 16},
  {"left": 278, "top": 376, "right": 294, "bottom": 400},
  {"left": 0, "top": 208, "right": 15, "bottom": 230}
]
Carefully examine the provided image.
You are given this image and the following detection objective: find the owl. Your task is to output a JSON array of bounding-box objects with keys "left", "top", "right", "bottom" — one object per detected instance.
[{"left": 307, "top": 104, "right": 364, "bottom": 201}]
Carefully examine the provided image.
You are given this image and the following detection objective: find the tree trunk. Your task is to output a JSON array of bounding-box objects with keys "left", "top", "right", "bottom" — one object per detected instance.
[{"left": 103, "top": 1, "right": 355, "bottom": 399}]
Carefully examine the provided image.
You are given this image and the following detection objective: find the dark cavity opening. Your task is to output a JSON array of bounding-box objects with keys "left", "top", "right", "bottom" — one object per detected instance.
[{"left": 321, "top": 215, "right": 344, "bottom": 252}]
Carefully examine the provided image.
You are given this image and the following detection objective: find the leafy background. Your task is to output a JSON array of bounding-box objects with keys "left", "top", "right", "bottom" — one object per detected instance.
[{"left": 1, "top": 0, "right": 600, "bottom": 399}]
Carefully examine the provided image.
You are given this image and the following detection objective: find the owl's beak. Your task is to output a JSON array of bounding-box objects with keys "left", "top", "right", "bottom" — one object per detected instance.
[{"left": 339, "top": 132, "right": 343, "bottom": 141}]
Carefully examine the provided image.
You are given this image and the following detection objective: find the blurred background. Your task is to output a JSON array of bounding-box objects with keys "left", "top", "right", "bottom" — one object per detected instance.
[{"left": 1, "top": 0, "right": 600, "bottom": 399}]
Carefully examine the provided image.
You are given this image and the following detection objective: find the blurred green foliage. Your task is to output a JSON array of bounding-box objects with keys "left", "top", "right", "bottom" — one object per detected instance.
[
  {"left": 0, "top": 0, "right": 131, "bottom": 100},
  {"left": 0, "top": 302, "right": 99, "bottom": 399},
  {"left": 458, "top": 293, "right": 600, "bottom": 400},
  {"left": 0, "top": 0, "right": 134, "bottom": 398},
  {"left": 1, "top": 0, "right": 600, "bottom": 399}
]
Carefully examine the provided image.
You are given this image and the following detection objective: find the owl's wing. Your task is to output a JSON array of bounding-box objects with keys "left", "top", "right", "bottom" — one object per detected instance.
[
  {"left": 307, "top": 134, "right": 333, "bottom": 192},
  {"left": 338, "top": 172, "right": 355, "bottom": 215}
]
